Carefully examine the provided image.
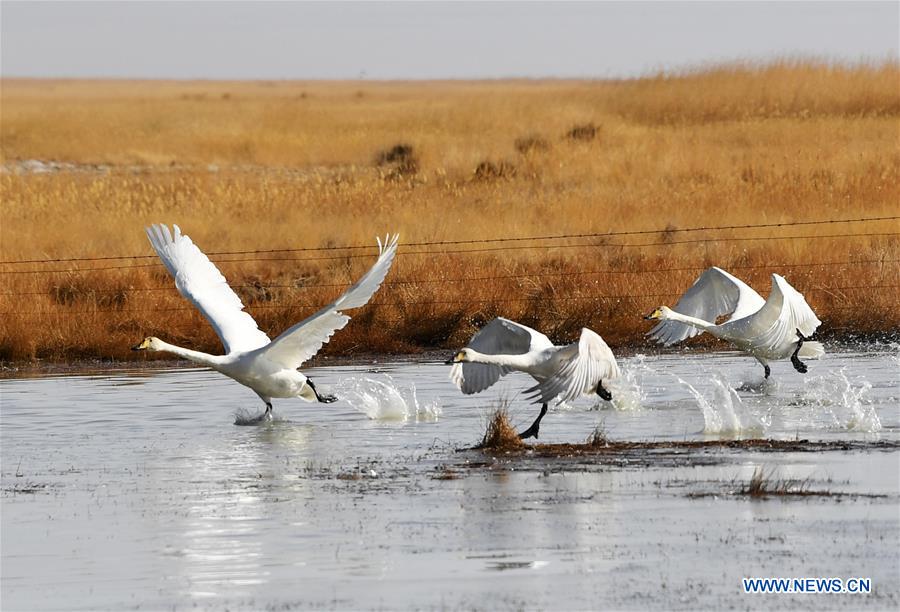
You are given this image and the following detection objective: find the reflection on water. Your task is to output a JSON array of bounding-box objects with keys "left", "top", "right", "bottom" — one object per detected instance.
[
  {"left": 176, "top": 429, "right": 302, "bottom": 599},
  {"left": 1, "top": 349, "right": 898, "bottom": 610}
]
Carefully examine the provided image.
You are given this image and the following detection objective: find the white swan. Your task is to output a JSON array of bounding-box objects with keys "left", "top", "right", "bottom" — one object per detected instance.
[
  {"left": 447, "top": 318, "right": 620, "bottom": 439},
  {"left": 645, "top": 267, "right": 824, "bottom": 378},
  {"left": 132, "top": 224, "right": 398, "bottom": 421}
]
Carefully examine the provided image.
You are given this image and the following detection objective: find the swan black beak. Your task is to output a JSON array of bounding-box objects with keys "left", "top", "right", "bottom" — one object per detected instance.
[
  {"left": 643, "top": 313, "right": 654, "bottom": 320},
  {"left": 131, "top": 344, "right": 144, "bottom": 351},
  {"left": 444, "top": 354, "right": 459, "bottom": 365}
]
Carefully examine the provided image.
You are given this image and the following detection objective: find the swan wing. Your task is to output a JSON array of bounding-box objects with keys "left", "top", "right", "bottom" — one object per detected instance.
[
  {"left": 449, "top": 362, "right": 510, "bottom": 395},
  {"left": 648, "top": 266, "right": 765, "bottom": 346},
  {"left": 526, "top": 328, "right": 620, "bottom": 404},
  {"left": 450, "top": 318, "right": 553, "bottom": 394},
  {"left": 727, "top": 274, "right": 821, "bottom": 353},
  {"left": 146, "top": 224, "right": 271, "bottom": 354},
  {"left": 258, "top": 234, "right": 399, "bottom": 369},
  {"left": 470, "top": 317, "right": 554, "bottom": 353}
]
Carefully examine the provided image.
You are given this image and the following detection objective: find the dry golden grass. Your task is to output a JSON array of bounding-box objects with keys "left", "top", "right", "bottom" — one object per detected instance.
[{"left": 1, "top": 61, "right": 898, "bottom": 362}]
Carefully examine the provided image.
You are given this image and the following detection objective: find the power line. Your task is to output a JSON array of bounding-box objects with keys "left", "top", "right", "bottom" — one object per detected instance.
[
  {"left": 3, "top": 283, "right": 895, "bottom": 316},
  {"left": 1, "top": 257, "right": 895, "bottom": 296},
  {"left": 1, "top": 214, "right": 897, "bottom": 266},
  {"left": 2, "top": 231, "right": 897, "bottom": 275}
]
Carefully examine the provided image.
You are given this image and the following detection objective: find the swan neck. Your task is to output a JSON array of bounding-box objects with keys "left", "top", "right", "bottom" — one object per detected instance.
[
  {"left": 156, "top": 340, "right": 222, "bottom": 367},
  {"left": 467, "top": 350, "right": 530, "bottom": 368},
  {"left": 666, "top": 311, "right": 716, "bottom": 331}
]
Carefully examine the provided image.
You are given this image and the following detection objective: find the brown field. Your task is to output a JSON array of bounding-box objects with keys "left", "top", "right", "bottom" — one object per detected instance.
[{"left": 1, "top": 60, "right": 898, "bottom": 363}]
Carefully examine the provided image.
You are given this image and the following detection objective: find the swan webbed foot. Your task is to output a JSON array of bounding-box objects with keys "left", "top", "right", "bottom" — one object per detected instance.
[
  {"left": 791, "top": 354, "right": 808, "bottom": 374},
  {"left": 791, "top": 330, "right": 809, "bottom": 374},
  {"left": 518, "top": 425, "right": 540, "bottom": 440},
  {"left": 518, "top": 403, "right": 548, "bottom": 440},
  {"left": 596, "top": 381, "right": 612, "bottom": 401},
  {"left": 307, "top": 378, "right": 338, "bottom": 403}
]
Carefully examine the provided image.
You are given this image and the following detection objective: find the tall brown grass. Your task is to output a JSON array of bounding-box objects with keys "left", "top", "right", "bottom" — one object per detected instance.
[{"left": 1, "top": 61, "right": 898, "bottom": 363}]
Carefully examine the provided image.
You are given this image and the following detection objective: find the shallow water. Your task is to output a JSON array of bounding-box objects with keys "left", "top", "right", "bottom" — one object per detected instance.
[{"left": 2, "top": 348, "right": 898, "bottom": 610}]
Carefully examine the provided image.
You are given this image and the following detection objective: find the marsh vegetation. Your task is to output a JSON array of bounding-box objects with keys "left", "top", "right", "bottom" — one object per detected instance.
[{"left": 1, "top": 61, "right": 898, "bottom": 362}]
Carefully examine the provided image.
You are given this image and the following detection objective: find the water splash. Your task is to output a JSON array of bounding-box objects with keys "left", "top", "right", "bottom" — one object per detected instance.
[
  {"left": 406, "top": 381, "right": 443, "bottom": 422},
  {"left": 233, "top": 408, "right": 274, "bottom": 426},
  {"left": 677, "top": 374, "right": 769, "bottom": 436},
  {"left": 575, "top": 354, "right": 653, "bottom": 412},
  {"left": 735, "top": 377, "right": 779, "bottom": 395},
  {"left": 793, "top": 368, "right": 881, "bottom": 433},
  {"left": 337, "top": 376, "right": 442, "bottom": 422},
  {"left": 607, "top": 354, "right": 652, "bottom": 412}
]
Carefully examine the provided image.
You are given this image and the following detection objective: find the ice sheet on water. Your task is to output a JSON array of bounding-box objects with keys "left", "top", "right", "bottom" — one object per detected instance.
[{"left": 336, "top": 375, "right": 442, "bottom": 422}]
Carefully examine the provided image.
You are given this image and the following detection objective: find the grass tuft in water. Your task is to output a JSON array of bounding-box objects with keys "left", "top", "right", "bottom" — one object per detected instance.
[
  {"left": 586, "top": 421, "right": 609, "bottom": 447},
  {"left": 479, "top": 406, "right": 525, "bottom": 452},
  {"left": 742, "top": 466, "right": 812, "bottom": 497}
]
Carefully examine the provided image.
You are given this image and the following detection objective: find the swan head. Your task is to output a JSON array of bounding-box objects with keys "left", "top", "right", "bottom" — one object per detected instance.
[
  {"left": 644, "top": 306, "right": 673, "bottom": 321},
  {"left": 445, "top": 348, "right": 473, "bottom": 364},
  {"left": 132, "top": 336, "right": 163, "bottom": 351}
]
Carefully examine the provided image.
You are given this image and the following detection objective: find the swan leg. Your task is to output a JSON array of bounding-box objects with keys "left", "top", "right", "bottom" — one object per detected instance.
[
  {"left": 596, "top": 381, "right": 612, "bottom": 401},
  {"left": 754, "top": 357, "right": 770, "bottom": 378},
  {"left": 518, "top": 404, "right": 548, "bottom": 440},
  {"left": 790, "top": 329, "right": 809, "bottom": 374},
  {"left": 307, "top": 378, "right": 337, "bottom": 403}
]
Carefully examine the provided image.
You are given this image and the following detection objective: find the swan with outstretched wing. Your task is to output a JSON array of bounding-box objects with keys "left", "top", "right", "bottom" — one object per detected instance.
[
  {"left": 645, "top": 267, "right": 824, "bottom": 378},
  {"left": 448, "top": 318, "right": 620, "bottom": 440},
  {"left": 132, "top": 224, "right": 399, "bottom": 422}
]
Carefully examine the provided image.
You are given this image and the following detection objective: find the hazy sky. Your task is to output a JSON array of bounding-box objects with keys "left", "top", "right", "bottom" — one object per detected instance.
[{"left": 2, "top": 1, "right": 897, "bottom": 79}]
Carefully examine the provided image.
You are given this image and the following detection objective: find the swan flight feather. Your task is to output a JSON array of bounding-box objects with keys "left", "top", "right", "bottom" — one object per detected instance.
[
  {"left": 146, "top": 224, "right": 271, "bottom": 354},
  {"left": 260, "top": 234, "right": 399, "bottom": 369},
  {"left": 648, "top": 266, "right": 765, "bottom": 346},
  {"left": 647, "top": 267, "right": 824, "bottom": 369},
  {"left": 450, "top": 318, "right": 552, "bottom": 394},
  {"left": 525, "top": 328, "right": 620, "bottom": 404},
  {"left": 721, "top": 273, "right": 822, "bottom": 353}
]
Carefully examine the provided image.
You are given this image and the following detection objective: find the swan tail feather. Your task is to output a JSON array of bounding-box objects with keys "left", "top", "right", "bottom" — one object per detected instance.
[{"left": 798, "top": 341, "right": 824, "bottom": 359}]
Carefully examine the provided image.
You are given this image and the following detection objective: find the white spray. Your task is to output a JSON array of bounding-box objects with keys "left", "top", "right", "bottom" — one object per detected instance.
[{"left": 337, "top": 375, "right": 442, "bottom": 422}]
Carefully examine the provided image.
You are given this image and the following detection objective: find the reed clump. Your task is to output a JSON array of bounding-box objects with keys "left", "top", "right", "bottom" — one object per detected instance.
[
  {"left": 478, "top": 407, "right": 525, "bottom": 452},
  {"left": 473, "top": 159, "right": 517, "bottom": 180},
  {"left": 1, "top": 60, "right": 898, "bottom": 363},
  {"left": 375, "top": 143, "right": 419, "bottom": 178},
  {"left": 586, "top": 422, "right": 609, "bottom": 447},
  {"left": 565, "top": 123, "right": 598, "bottom": 141},
  {"left": 514, "top": 134, "right": 550, "bottom": 154},
  {"left": 742, "top": 466, "right": 813, "bottom": 498}
]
